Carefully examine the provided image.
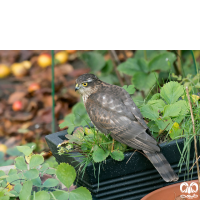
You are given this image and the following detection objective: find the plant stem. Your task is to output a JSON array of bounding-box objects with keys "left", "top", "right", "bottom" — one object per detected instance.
[
  {"left": 186, "top": 86, "right": 200, "bottom": 196},
  {"left": 109, "top": 50, "right": 124, "bottom": 86},
  {"left": 51, "top": 50, "right": 56, "bottom": 133}
]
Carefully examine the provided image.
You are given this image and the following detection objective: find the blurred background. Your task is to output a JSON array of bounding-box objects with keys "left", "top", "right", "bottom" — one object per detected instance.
[{"left": 0, "top": 50, "right": 199, "bottom": 165}]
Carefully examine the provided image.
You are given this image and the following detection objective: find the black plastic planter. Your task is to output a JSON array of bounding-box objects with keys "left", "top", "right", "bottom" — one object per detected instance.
[{"left": 45, "top": 129, "right": 200, "bottom": 200}]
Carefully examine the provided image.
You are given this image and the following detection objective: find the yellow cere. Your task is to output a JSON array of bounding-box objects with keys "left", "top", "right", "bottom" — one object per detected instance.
[{"left": 76, "top": 83, "right": 78, "bottom": 87}]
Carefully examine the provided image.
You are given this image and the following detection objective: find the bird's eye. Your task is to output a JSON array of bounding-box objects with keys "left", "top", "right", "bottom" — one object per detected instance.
[{"left": 82, "top": 82, "right": 88, "bottom": 87}]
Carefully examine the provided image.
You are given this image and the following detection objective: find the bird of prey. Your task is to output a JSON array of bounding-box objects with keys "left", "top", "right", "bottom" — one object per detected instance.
[{"left": 75, "top": 73, "right": 178, "bottom": 182}]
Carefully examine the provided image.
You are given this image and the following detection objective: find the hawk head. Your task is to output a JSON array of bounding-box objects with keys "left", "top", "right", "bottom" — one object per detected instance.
[{"left": 75, "top": 74, "right": 99, "bottom": 95}]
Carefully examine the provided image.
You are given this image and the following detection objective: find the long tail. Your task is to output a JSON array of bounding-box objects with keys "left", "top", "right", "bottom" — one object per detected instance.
[{"left": 143, "top": 150, "right": 179, "bottom": 182}]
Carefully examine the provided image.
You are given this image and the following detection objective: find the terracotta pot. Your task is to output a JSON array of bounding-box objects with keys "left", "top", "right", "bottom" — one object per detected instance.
[{"left": 142, "top": 180, "right": 199, "bottom": 200}]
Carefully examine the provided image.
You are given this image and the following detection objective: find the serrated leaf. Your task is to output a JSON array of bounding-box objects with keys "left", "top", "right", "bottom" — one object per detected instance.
[
  {"left": 39, "top": 163, "right": 49, "bottom": 172},
  {"left": 132, "top": 72, "right": 158, "bottom": 91},
  {"left": 122, "top": 85, "right": 135, "bottom": 95},
  {"left": 56, "top": 163, "right": 76, "bottom": 189},
  {"left": 24, "top": 169, "right": 39, "bottom": 180},
  {"left": 163, "top": 103, "right": 181, "bottom": 118},
  {"left": 160, "top": 81, "right": 184, "bottom": 104},
  {"left": 155, "top": 117, "right": 173, "bottom": 131},
  {"left": 147, "top": 121, "right": 160, "bottom": 132},
  {"left": 59, "top": 113, "right": 75, "bottom": 129},
  {"left": 19, "top": 180, "right": 32, "bottom": 200},
  {"left": 110, "top": 150, "right": 124, "bottom": 161},
  {"left": 43, "top": 178, "right": 59, "bottom": 187},
  {"left": 15, "top": 156, "right": 27, "bottom": 170},
  {"left": 147, "top": 99, "right": 166, "bottom": 112},
  {"left": 35, "top": 191, "right": 50, "bottom": 200},
  {"left": 117, "top": 58, "right": 149, "bottom": 75},
  {"left": 16, "top": 146, "right": 33, "bottom": 156},
  {"left": 70, "top": 186, "right": 92, "bottom": 200},
  {"left": 29, "top": 155, "right": 44, "bottom": 169},
  {"left": 140, "top": 104, "right": 159, "bottom": 120},
  {"left": 149, "top": 52, "right": 176, "bottom": 71},
  {"left": 150, "top": 93, "right": 160, "bottom": 100},
  {"left": 51, "top": 191, "right": 69, "bottom": 200},
  {"left": 80, "top": 52, "right": 106, "bottom": 72},
  {"left": 92, "top": 147, "right": 109, "bottom": 163}
]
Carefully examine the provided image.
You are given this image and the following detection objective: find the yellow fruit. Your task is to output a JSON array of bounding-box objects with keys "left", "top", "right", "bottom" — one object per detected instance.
[
  {"left": 0, "top": 64, "right": 10, "bottom": 78},
  {"left": 21, "top": 60, "right": 32, "bottom": 69},
  {"left": 55, "top": 51, "right": 68, "bottom": 64},
  {"left": 38, "top": 53, "right": 51, "bottom": 68},
  {"left": 66, "top": 50, "right": 77, "bottom": 54},
  {"left": 0, "top": 144, "right": 7, "bottom": 153},
  {"left": 11, "top": 63, "right": 27, "bottom": 77}
]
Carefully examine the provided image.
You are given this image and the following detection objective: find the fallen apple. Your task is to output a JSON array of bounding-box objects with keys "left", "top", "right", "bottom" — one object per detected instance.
[
  {"left": 12, "top": 101, "right": 23, "bottom": 111},
  {"left": 55, "top": 51, "right": 68, "bottom": 64},
  {"left": 38, "top": 53, "right": 51, "bottom": 68},
  {"left": 66, "top": 50, "right": 77, "bottom": 54},
  {"left": 11, "top": 63, "right": 28, "bottom": 77},
  {"left": 28, "top": 83, "right": 41, "bottom": 93},
  {"left": 21, "top": 60, "right": 32, "bottom": 69},
  {"left": 0, "top": 64, "right": 10, "bottom": 78}
]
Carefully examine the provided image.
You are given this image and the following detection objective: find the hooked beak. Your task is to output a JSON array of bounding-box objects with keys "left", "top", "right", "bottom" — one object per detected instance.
[{"left": 75, "top": 84, "right": 79, "bottom": 91}]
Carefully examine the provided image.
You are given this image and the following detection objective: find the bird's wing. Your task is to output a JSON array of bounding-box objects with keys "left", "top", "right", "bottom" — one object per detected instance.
[{"left": 85, "top": 85, "right": 159, "bottom": 152}]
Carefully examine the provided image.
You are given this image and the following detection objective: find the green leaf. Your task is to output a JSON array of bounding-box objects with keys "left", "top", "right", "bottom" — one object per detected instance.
[
  {"left": 117, "top": 58, "right": 149, "bottom": 75},
  {"left": 140, "top": 104, "right": 159, "bottom": 120},
  {"left": 72, "top": 102, "right": 90, "bottom": 125},
  {"left": 132, "top": 72, "right": 158, "bottom": 91},
  {"left": 6, "top": 174, "right": 20, "bottom": 185},
  {"left": 31, "top": 177, "right": 41, "bottom": 187},
  {"left": 110, "top": 150, "right": 124, "bottom": 161},
  {"left": 70, "top": 186, "right": 92, "bottom": 200},
  {"left": 7, "top": 147, "right": 22, "bottom": 156},
  {"left": 163, "top": 103, "right": 181, "bottom": 118},
  {"left": 43, "top": 178, "right": 59, "bottom": 187},
  {"left": 16, "top": 146, "right": 33, "bottom": 156},
  {"left": 39, "top": 163, "right": 49, "bottom": 172},
  {"left": 122, "top": 85, "right": 135, "bottom": 95},
  {"left": 101, "top": 60, "right": 113, "bottom": 75},
  {"left": 19, "top": 180, "right": 32, "bottom": 200},
  {"left": 0, "top": 171, "right": 6, "bottom": 177},
  {"left": 59, "top": 113, "right": 75, "bottom": 129},
  {"left": 51, "top": 191, "right": 69, "bottom": 200},
  {"left": 147, "top": 121, "right": 160, "bottom": 132},
  {"left": 35, "top": 191, "right": 50, "bottom": 200},
  {"left": 134, "top": 50, "right": 166, "bottom": 60},
  {"left": 8, "top": 169, "right": 17, "bottom": 175},
  {"left": 150, "top": 93, "right": 160, "bottom": 100},
  {"left": 147, "top": 99, "right": 166, "bottom": 112},
  {"left": 45, "top": 169, "right": 56, "bottom": 175},
  {"left": 56, "top": 163, "right": 76, "bottom": 189},
  {"left": 160, "top": 81, "right": 184, "bottom": 104},
  {"left": 149, "top": 52, "right": 176, "bottom": 71},
  {"left": 177, "top": 100, "right": 189, "bottom": 115},
  {"left": 29, "top": 155, "right": 44, "bottom": 169},
  {"left": 0, "top": 196, "right": 9, "bottom": 200},
  {"left": 15, "top": 156, "right": 27, "bottom": 170},
  {"left": 169, "top": 122, "right": 183, "bottom": 140},
  {"left": 155, "top": 117, "right": 173, "bottom": 131},
  {"left": 80, "top": 52, "right": 106, "bottom": 72},
  {"left": 24, "top": 169, "right": 39, "bottom": 180},
  {"left": 14, "top": 183, "right": 22, "bottom": 193},
  {"left": 92, "top": 147, "right": 109, "bottom": 163}
]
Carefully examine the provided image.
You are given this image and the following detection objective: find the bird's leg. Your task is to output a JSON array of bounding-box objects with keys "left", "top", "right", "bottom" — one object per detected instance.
[{"left": 111, "top": 139, "right": 115, "bottom": 152}]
